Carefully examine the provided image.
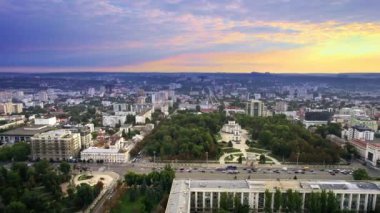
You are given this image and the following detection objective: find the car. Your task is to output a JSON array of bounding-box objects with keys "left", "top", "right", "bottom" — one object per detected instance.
[
  {"left": 200, "top": 170, "right": 206, "bottom": 173},
  {"left": 216, "top": 168, "right": 225, "bottom": 172}
]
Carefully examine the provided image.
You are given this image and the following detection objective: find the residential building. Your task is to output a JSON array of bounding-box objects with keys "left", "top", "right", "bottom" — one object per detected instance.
[
  {"left": 0, "top": 102, "right": 23, "bottom": 115},
  {"left": 274, "top": 101, "right": 288, "bottom": 112},
  {"left": 342, "top": 126, "right": 375, "bottom": 141},
  {"left": 167, "top": 179, "right": 380, "bottom": 213},
  {"left": 31, "top": 129, "right": 81, "bottom": 161}
]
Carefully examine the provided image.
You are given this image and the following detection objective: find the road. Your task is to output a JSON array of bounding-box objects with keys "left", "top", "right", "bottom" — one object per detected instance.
[{"left": 77, "top": 162, "right": 362, "bottom": 181}]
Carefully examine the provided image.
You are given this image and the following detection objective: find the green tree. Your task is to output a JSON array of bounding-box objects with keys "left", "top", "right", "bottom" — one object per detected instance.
[
  {"left": 5, "top": 201, "right": 27, "bottom": 213},
  {"left": 238, "top": 155, "right": 243, "bottom": 164},
  {"left": 259, "top": 154, "right": 266, "bottom": 164},
  {"left": 220, "top": 192, "right": 228, "bottom": 210},
  {"left": 352, "top": 168, "right": 370, "bottom": 180},
  {"left": 321, "top": 190, "right": 327, "bottom": 212},
  {"left": 326, "top": 191, "right": 339, "bottom": 213},
  {"left": 59, "top": 161, "right": 71, "bottom": 176},
  {"left": 274, "top": 189, "right": 281, "bottom": 212},
  {"left": 264, "top": 189, "right": 272, "bottom": 213}
]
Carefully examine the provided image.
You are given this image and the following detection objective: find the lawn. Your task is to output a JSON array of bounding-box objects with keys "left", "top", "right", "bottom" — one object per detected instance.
[
  {"left": 246, "top": 148, "right": 269, "bottom": 154},
  {"left": 221, "top": 147, "right": 240, "bottom": 153}
]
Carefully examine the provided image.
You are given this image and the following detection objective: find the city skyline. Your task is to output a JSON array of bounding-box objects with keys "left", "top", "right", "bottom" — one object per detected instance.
[{"left": 1, "top": 0, "right": 380, "bottom": 73}]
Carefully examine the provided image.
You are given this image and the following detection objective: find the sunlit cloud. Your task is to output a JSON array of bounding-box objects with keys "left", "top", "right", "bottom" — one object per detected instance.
[{"left": 0, "top": 0, "right": 379, "bottom": 73}]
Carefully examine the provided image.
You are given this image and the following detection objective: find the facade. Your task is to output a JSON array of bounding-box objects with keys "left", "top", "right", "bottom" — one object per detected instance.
[
  {"left": 102, "top": 115, "right": 126, "bottom": 127},
  {"left": 166, "top": 179, "right": 380, "bottom": 213},
  {"left": 80, "top": 147, "right": 128, "bottom": 163},
  {"left": 30, "top": 129, "right": 81, "bottom": 161},
  {"left": 34, "top": 116, "right": 57, "bottom": 126},
  {"left": 342, "top": 126, "right": 375, "bottom": 141},
  {"left": 135, "top": 108, "right": 153, "bottom": 124},
  {"left": 274, "top": 101, "right": 288, "bottom": 112},
  {"left": 349, "top": 140, "right": 380, "bottom": 167},
  {"left": 246, "top": 100, "right": 265, "bottom": 117},
  {"left": 221, "top": 121, "right": 241, "bottom": 142}
]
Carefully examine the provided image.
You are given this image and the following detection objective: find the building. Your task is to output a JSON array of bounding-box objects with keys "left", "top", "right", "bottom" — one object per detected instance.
[
  {"left": 351, "top": 117, "right": 378, "bottom": 132},
  {"left": 135, "top": 108, "right": 153, "bottom": 125},
  {"left": 246, "top": 100, "right": 265, "bottom": 117},
  {"left": 31, "top": 129, "right": 81, "bottom": 161},
  {"left": 0, "top": 102, "right": 23, "bottom": 115},
  {"left": 303, "top": 111, "right": 331, "bottom": 128},
  {"left": 166, "top": 179, "right": 380, "bottom": 213},
  {"left": 274, "top": 101, "right": 288, "bottom": 112},
  {"left": 34, "top": 116, "right": 57, "bottom": 126},
  {"left": 113, "top": 103, "right": 128, "bottom": 112},
  {"left": 80, "top": 147, "right": 129, "bottom": 163},
  {"left": 221, "top": 121, "right": 241, "bottom": 142},
  {"left": 0, "top": 125, "right": 52, "bottom": 144},
  {"left": 349, "top": 139, "right": 380, "bottom": 167},
  {"left": 342, "top": 126, "right": 375, "bottom": 141},
  {"left": 102, "top": 115, "right": 127, "bottom": 127}
]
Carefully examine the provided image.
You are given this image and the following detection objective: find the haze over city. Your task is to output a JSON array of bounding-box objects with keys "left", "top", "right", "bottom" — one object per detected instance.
[{"left": 1, "top": 0, "right": 380, "bottom": 73}]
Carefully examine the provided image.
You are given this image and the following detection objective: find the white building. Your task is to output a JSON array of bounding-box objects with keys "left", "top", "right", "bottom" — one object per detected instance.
[
  {"left": 349, "top": 140, "right": 380, "bottom": 167},
  {"left": 102, "top": 115, "right": 126, "bottom": 127},
  {"left": 80, "top": 147, "right": 128, "bottom": 163},
  {"left": 167, "top": 179, "right": 380, "bottom": 213},
  {"left": 342, "top": 126, "right": 375, "bottom": 141},
  {"left": 135, "top": 108, "right": 153, "bottom": 124},
  {"left": 34, "top": 116, "right": 57, "bottom": 126}
]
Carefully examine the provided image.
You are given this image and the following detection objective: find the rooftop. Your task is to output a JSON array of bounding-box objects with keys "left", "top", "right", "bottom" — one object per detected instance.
[
  {"left": 0, "top": 125, "right": 52, "bottom": 136},
  {"left": 166, "top": 179, "right": 380, "bottom": 213}
]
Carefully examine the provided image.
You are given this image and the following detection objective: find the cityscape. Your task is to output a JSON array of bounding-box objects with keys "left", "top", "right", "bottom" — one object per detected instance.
[{"left": 1, "top": 1, "right": 380, "bottom": 213}]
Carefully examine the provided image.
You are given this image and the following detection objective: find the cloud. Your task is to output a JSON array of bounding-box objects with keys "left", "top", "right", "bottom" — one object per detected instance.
[{"left": 0, "top": 0, "right": 379, "bottom": 73}]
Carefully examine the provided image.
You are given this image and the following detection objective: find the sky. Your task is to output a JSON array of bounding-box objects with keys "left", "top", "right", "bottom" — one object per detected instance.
[{"left": 0, "top": 0, "right": 380, "bottom": 73}]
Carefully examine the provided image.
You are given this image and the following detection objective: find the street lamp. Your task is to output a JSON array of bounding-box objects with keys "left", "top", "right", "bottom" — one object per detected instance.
[{"left": 206, "top": 152, "right": 208, "bottom": 168}]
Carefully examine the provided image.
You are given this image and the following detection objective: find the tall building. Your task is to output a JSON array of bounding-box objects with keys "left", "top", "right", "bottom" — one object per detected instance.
[
  {"left": 0, "top": 102, "right": 23, "bottom": 115},
  {"left": 246, "top": 100, "right": 265, "bottom": 117},
  {"left": 31, "top": 129, "right": 81, "bottom": 161},
  {"left": 167, "top": 179, "right": 380, "bottom": 213}
]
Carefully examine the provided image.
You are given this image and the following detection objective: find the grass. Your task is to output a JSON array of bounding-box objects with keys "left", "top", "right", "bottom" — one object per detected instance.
[
  {"left": 111, "top": 191, "right": 146, "bottom": 213},
  {"left": 221, "top": 147, "right": 240, "bottom": 153},
  {"left": 78, "top": 174, "right": 93, "bottom": 181},
  {"left": 246, "top": 148, "right": 269, "bottom": 154}
]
